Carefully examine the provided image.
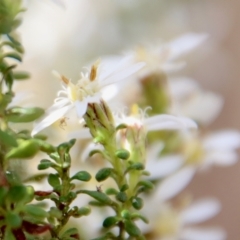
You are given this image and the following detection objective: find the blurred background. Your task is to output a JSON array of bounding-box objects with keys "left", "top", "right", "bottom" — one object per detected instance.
[{"left": 18, "top": 0, "right": 240, "bottom": 239}]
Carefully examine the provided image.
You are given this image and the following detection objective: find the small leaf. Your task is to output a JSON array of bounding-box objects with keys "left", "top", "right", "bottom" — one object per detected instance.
[
  {"left": 0, "top": 129, "right": 18, "bottom": 147},
  {"left": 79, "top": 190, "right": 113, "bottom": 205},
  {"left": 61, "top": 228, "right": 79, "bottom": 239},
  {"left": 115, "top": 149, "right": 130, "bottom": 160},
  {"left": 132, "top": 197, "right": 143, "bottom": 210},
  {"left": 71, "top": 171, "right": 91, "bottom": 182},
  {"left": 6, "top": 107, "right": 44, "bottom": 123},
  {"left": 105, "top": 188, "right": 118, "bottom": 195},
  {"left": 120, "top": 184, "right": 129, "bottom": 192},
  {"left": 95, "top": 168, "right": 112, "bottom": 182},
  {"left": 103, "top": 216, "right": 119, "bottom": 228},
  {"left": 116, "top": 192, "right": 127, "bottom": 203},
  {"left": 6, "top": 139, "right": 39, "bottom": 159},
  {"left": 3, "top": 52, "right": 22, "bottom": 62},
  {"left": 137, "top": 180, "right": 154, "bottom": 190},
  {"left": 73, "top": 206, "right": 91, "bottom": 217},
  {"left": 6, "top": 212, "right": 22, "bottom": 229},
  {"left": 7, "top": 185, "right": 27, "bottom": 203},
  {"left": 12, "top": 71, "right": 30, "bottom": 80},
  {"left": 38, "top": 159, "right": 53, "bottom": 170},
  {"left": 48, "top": 174, "right": 61, "bottom": 188},
  {"left": 124, "top": 220, "right": 141, "bottom": 237},
  {"left": 24, "top": 204, "right": 48, "bottom": 220}
]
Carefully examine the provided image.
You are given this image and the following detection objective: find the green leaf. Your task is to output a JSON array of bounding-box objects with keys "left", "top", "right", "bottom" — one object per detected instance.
[
  {"left": 95, "top": 168, "right": 112, "bottom": 182},
  {"left": 0, "top": 129, "right": 18, "bottom": 147},
  {"left": 105, "top": 188, "right": 118, "bottom": 195},
  {"left": 71, "top": 171, "right": 91, "bottom": 182},
  {"left": 131, "top": 212, "right": 149, "bottom": 224},
  {"left": 48, "top": 174, "right": 61, "bottom": 188},
  {"left": 24, "top": 205, "right": 48, "bottom": 220},
  {"left": 124, "top": 220, "right": 141, "bottom": 237},
  {"left": 79, "top": 190, "right": 113, "bottom": 205},
  {"left": 132, "top": 197, "right": 143, "bottom": 210},
  {"left": 103, "top": 216, "right": 119, "bottom": 228},
  {"left": 3, "top": 228, "right": 15, "bottom": 240},
  {"left": 0, "top": 187, "right": 7, "bottom": 205},
  {"left": 137, "top": 180, "right": 154, "bottom": 190},
  {"left": 72, "top": 206, "right": 91, "bottom": 217},
  {"left": 61, "top": 228, "right": 79, "bottom": 239},
  {"left": 6, "top": 139, "right": 39, "bottom": 159},
  {"left": 6, "top": 212, "right": 22, "bottom": 228},
  {"left": 3, "top": 52, "right": 22, "bottom": 62},
  {"left": 6, "top": 107, "right": 44, "bottom": 123},
  {"left": 127, "top": 163, "right": 145, "bottom": 171},
  {"left": 116, "top": 192, "right": 127, "bottom": 203},
  {"left": 115, "top": 149, "right": 130, "bottom": 160},
  {"left": 120, "top": 184, "right": 129, "bottom": 192},
  {"left": 38, "top": 159, "right": 53, "bottom": 170},
  {"left": 12, "top": 71, "right": 30, "bottom": 80},
  {"left": 7, "top": 186, "right": 27, "bottom": 203}
]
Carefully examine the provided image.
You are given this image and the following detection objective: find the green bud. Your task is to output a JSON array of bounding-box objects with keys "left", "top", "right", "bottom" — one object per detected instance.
[
  {"left": 124, "top": 220, "right": 141, "bottom": 237},
  {"left": 71, "top": 171, "right": 91, "bottom": 182},
  {"left": 132, "top": 197, "right": 143, "bottom": 210},
  {"left": 6, "top": 107, "right": 44, "bottom": 122},
  {"left": 6, "top": 139, "right": 39, "bottom": 159},
  {"left": 116, "top": 192, "right": 127, "bottom": 203},
  {"left": 115, "top": 149, "right": 130, "bottom": 160},
  {"left": 103, "top": 216, "right": 119, "bottom": 228},
  {"left": 95, "top": 168, "right": 112, "bottom": 182}
]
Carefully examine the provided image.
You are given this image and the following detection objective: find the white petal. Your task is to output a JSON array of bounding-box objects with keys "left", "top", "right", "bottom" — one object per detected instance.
[
  {"left": 203, "top": 130, "right": 240, "bottom": 150},
  {"left": 181, "top": 198, "right": 221, "bottom": 224},
  {"left": 47, "top": 98, "right": 70, "bottom": 113},
  {"left": 146, "top": 155, "right": 184, "bottom": 179},
  {"left": 155, "top": 166, "right": 196, "bottom": 201},
  {"left": 168, "top": 33, "right": 208, "bottom": 60},
  {"left": 31, "top": 104, "right": 73, "bottom": 136},
  {"left": 145, "top": 114, "right": 197, "bottom": 131},
  {"left": 204, "top": 150, "right": 238, "bottom": 167},
  {"left": 180, "top": 227, "right": 226, "bottom": 240},
  {"left": 75, "top": 101, "right": 88, "bottom": 118},
  {"left": 101, "top": 62, "right": 145, "bottom": 87}
]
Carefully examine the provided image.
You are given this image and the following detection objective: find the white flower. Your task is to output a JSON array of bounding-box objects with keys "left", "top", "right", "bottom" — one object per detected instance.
[
  {"left": 31, "top": 56, "right": 145, "bottom": 136},
  {"left": 140, "top": 197, "right": 226, "bottom": 240}
]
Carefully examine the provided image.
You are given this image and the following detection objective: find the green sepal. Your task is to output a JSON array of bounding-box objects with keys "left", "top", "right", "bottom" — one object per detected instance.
[
  {"left": 115, "top": 149, "right": 130, "bottom": 160},
  {"left": 6, "top": 139, "right": 39, "bottom": 159},
  {"left": 116, "top": 192, "right": 127, "bottom": 203},
  {"left": 95, "top": 168, "right": 112, "bottom": 182},
  {"left": 132, "top": 197, "right": 143, "bottom": 210},
  {"left": 48, "top": 174, "right": 61, "bottom": 189},
  {"left": 6, "top": 212, "right": 22, "bottom": 229},
  {"left": 79, "top": 190, "right": 113, "bottom": 205},
  {"left": 6, "top": 107, "right": 44, "bottom": 123},
  {"left": 103, "top": 216, "right": 119, "bottom": 228},
  {"left": 71, "top": 171, "right": 91, "bottom": 182},
  {"left": 124, "top": 219, "right": 141, "bottom": 237},
  {"left": 12, "top": 71, "right": 30, "bottom": 80},
  {"left": 0, "top": 129, "right": 18, "bottom": 147}
]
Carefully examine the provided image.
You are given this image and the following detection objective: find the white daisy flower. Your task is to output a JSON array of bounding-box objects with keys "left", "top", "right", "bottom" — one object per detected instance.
[{"left": 31, "top": 56, "right": 145, "bottom": 136}]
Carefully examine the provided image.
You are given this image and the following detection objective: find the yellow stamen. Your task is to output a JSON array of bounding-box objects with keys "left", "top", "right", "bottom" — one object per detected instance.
[{"left": 90, "top": 59, "right": 100, "bottom": 81}]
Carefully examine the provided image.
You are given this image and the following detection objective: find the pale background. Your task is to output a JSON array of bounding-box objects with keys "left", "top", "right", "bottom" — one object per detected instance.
[{"left": 18, "top": 0, "right": 240, "bottom": 239}]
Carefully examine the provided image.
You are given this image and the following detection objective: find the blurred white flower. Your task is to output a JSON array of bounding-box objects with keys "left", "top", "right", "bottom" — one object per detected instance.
[
  {"left": 169, "top": 78, "right": 224, "bottom": 126},
  {"left": 141, "top": 197, "right": 226, "bottom": 240},
  {"left": 133, "top": 33, "right": 207, "bottom": 77},
  {"left": 31, "top": 56, "right": 145, "bottom": 136}
]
